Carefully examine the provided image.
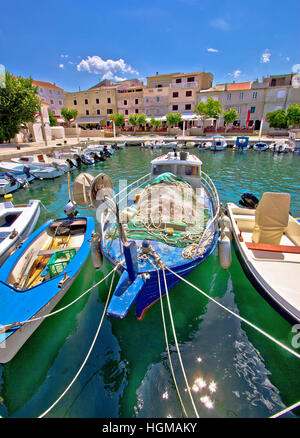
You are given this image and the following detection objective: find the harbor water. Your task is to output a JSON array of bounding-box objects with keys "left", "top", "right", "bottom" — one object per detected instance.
[{"left": 0, "top": 146, "right": 299, "bottom": 418}]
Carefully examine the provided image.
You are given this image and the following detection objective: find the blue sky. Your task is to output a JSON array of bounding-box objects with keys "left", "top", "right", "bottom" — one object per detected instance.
[{"left": 0, "top": 0, "right": 299, "bottom": 91}]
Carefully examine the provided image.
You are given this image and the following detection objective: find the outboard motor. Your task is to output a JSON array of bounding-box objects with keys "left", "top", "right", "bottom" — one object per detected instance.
[
  {"left": 66, "top": 158, "right": 76, "bottom": 168},
  {"left": 99, "top": 152, "right": 106, "bottom": 162},
  {"left": 23, "top": 166, "right": 32, "bottom": 178},
  {"left": 74, "top": 154, "right": 82, "bottom": 168},
  {"left": 238, "top": 193, "right": 259, "bottom": 209}
]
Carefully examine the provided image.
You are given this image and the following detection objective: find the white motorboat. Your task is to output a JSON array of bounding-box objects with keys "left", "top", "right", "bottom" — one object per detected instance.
[
  {"left": 0, "top": 161, "right": 64, "bottom": 180},
  {"left": 198, "top": 142, "right": 212, "bottom": 149},
  {"left": 210, "top": 136, "right": 227, "bottom": 151},
  {"left": 269, "top": 141, "right": 292, "bottom": 153},
  {"left": 0, "top": 172, "right": 34, "bottom": 195},
  {"left": 0, "top": 199, "right": 40, "bottom": 266},
  {"left": 12, "top": 154, "right": 70, "bottom": 173},
  {"left": 226, "top": 193, "right": 300, "bottom": 323}
]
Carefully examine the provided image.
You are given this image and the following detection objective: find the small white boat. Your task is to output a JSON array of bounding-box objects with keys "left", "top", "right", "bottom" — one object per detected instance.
[
  {"left": 226, "top": 193, "right": 300, "bottom": 323},
  {"left": 0, "top": 199, "right": 40, "bottom": 267},
  {"left": 253, "top": 142, "right": 268, "bottom": 151},
  {"left": 0, "top": 172, "right": 35, "bottom": 195},
  {"left": 0, "top": 161, "right": 64, "bottom": 180},
  {"left": 210, "top": 136, "right": 227, "bottom": 151},
  {"left": 269, "top": 141, "right": 290, "bottom": 153},
  {"left": 12, "top": 154, "right": 70, "bottom": 173}
]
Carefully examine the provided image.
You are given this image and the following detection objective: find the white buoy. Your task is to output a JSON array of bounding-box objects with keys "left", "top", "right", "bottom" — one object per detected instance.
[
  {"left": 218, "top": 214, "right": 232, "bottom": 241},
  {"left": 218, "top": 233, "right": 232, "bottom": 269}
]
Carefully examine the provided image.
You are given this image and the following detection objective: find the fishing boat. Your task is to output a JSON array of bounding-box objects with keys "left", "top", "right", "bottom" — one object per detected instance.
[
  {"left": 253, "top": 142, "right": 268, "bottom": 151},
  {"left": 0, "top": 198, "right": 40, "bottom": 267},
  {"left": 0, "top": 172, "right": 34, "bottom": 195},
  {"left": 12, "top": 154, "right": 70, "bottom": 172},
  {"left": 71, "top": 150, "right": 220, "bottom": 320},
  {"left": 0, "top": 161, "right": 64, "bottom": 180},
  {"left": 235, "top": 136, "right": 249, "bottom": 150},
  {"left": 0, "top": 215, "right": 94, "bottom": 363},
  {"left": 210, "top": 136, "right": 227, "bottom": 151},
  {"left": 226, "top": 193, "right": 300, "bottom": 323}
]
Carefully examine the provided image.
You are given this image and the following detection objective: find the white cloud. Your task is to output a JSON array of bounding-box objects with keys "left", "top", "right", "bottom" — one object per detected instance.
[
  {"left": 60, "top": 54, "right": 69, "bottom": 58},
  {"left": 207, "top": 48, "right": 219, "bottom": 53},
  {"left": 77, "top": 56, "right": 139, "bottom": 80},
  {"left": 286, "top": 56, "right": 290, "bottom": 62},
  {"left": 228, "top": 69, "right": 241, "bottom": 79},
  {"left": 260, "top": 49, "right": 271, "bottom": 63},
  {"left": 210, "top": 18, "right": 230, "bottom": 31},
  {"left": 59, "top": 64, "right": 64, "bottom": 69}
]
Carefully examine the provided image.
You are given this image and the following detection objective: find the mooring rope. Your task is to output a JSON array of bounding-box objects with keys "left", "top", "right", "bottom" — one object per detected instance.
[
  {"left": 270, "top": 400, "right": 300, "bottom": 418},
  {"left": 0, "top": 265, "right": 122, "bottom": 333},
  {"left": 155, "top": 266, "right": 189, "bottom": 418},
  {"left": 161, "top": 266, "right": 200, "bottom": 418},
  {"left": 38, "top": 267, "right": 117, "bottom": 418},
  {"left": 164, "top": 265, "right": 300, "bottom": 360}
]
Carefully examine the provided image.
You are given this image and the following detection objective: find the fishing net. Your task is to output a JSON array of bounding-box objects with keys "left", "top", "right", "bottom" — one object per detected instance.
[{"left": 116, "top": 173, "right": 210, "bottom": 247}]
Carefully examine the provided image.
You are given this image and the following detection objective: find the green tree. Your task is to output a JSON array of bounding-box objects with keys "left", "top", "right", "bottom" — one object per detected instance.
[
  {"left": 194, "top": 98, "right": 222, "bottom": 130},
  {"left": 222, "top": 108, "right": 239, "bottom": 132},
  {"left": 266, "top": 109, "right": 289, "bottom": 129},
  {"left": 165, "top": 112, "right": 182, "bottom": 134},
  {"left": 48, "top": 110, "right": 58, "bottom": 127},
  {"left": 0, "top": 71, "right": 40, "bottom": 142},
  {"left": 287, "top": 104, "right": 300, "bottom": 128},
  {"left": 128, "top": 113, "right": 147, "bottom": 135},
  {"left": 150, "top": 116, "right": 162, "bottom": 131},
  {"left": 61, "top": 107, "right": 78, "bottom": 126},
  {"left": 111, "top": 113, "right": 125, "bottom": 134}
]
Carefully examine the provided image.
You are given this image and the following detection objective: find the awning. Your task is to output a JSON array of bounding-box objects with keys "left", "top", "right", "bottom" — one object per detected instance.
[{"left": 75, "top": 116, "right": 106, "bottom": 124}]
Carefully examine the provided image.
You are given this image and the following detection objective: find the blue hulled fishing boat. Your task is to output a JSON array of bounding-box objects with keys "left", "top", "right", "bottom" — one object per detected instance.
[
  {"left": 73, "top": 150, "right": 220, "bottom": 320},
  {"left": 0, "top": 215, "right": 94, "bottom": 363}
]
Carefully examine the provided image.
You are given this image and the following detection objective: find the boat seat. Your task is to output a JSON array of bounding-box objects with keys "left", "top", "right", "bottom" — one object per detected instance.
[
  {"left": 38, "top": 247, "right": 79, "bottom": 256},
  {"left": 252, "top": 192, "right": 290, "bottom": 245},
  {"left": 246, "top": 242, "right": 300, "bottom": 254},
  {"left": 50, "top": 220, "right": 86, "bottom": 229}
]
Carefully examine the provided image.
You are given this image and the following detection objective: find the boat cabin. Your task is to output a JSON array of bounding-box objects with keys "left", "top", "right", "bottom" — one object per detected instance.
[
  {"left": 151, "top": 151, "right": 202, "bottom": 188},
  {"left": 236, "top": 136, "right": 249, "bottom": 149}
]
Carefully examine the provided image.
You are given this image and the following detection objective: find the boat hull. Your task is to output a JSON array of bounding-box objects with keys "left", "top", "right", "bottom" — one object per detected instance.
[{"left": 0, "top": 216, "right": 94, "bottom": 363}]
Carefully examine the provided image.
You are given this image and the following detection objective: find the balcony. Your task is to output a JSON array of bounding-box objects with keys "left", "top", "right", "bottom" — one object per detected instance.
[{"left": 170, "top": 81, "right": 198, "bottom": 89}]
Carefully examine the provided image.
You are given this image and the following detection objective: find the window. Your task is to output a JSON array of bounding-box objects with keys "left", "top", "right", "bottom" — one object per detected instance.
[
  {"left": 156, "top": 96, "right": 160, "bottom": 102},
  {"left": 107, "top": 98, "right": 111, "bottom": 103},
  {"left": 124, "top": 99, "right": 128, "bottom": 105},
  {"left": 39, "top": 88, "right": 43, "bottom": 93},
  {"left": 145, "top": 97, "right": 149, "bottom": 103},
  {"left": 57, "top": 91, "right": 61, "bottom": 95},
  {"left": 49, "top": 90, "right": 52, "bottom": 94},
  {"left": 187, "top": 76, "right": 195, "bottom": 82},
  {"left": 186, "top": 90, "right": 192, "bottom": 97},
  {"left": 107, "top": 109, "right": 113, "bottom": 114},
  {"left": 227, "top": 93, "right": 231, "bottom": 100},
  {"left": 250, "top": 106, "right": 256, "bottom": 113},
  {"left": 58, "top": 100, "right": 62, "bottom": 105},
  {"left": 252, "top": 91, "right": 258, "bottom": 99},
  {"left": 96, "top": 98, "right": 100, "bottom": 104},
  {"left": 85, "top": 99, "right": 88, "bottom": 104},
  {"left": 50, "top": 99, "right": 54, "bottom": 104},
  {"left": 173, "top": 92, "right": 179, "bottom": 98},
  {"left": 86, "top": 110, "right": 89, "bottom": 115},
  {"left": 125, "top": 109, "right": 128, "bottom": 115},
  {"left": 135, "top": 109, "right": 139, "bottom": 113},
  {"left": 172, "top": 104, "right": 178, "bottom": 111},
  {"left": 239, "top": 92, "right": 244, "bottom": 100},
  {"left": 73, "top": 100, "right": 77, "bottom": 105},
  {"left": 176, "top": 78, "right": 182, "bottom": 84},
  {"left": 135, "top": 98, "right": 139, "bottom": 104},
  {"left": 185, "top": 104, "right": 192, "bottom": 110},
  {"left": 96, "top": 109, "right": 100, "bottom": 115}
]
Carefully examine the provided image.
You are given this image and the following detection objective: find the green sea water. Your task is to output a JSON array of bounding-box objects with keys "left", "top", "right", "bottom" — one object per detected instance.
[{"left": 0, "top": 146, "right": 299, "bottom": 418}]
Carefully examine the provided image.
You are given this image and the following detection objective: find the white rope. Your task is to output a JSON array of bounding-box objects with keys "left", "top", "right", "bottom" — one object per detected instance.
[
  {"left": 0, "top": 265, "right": 121, "bottom": 332},
  {"left": 161, "top": 266, "right": 200, "bottom": 418},
  {"left": 164, "top": 265, "right": 300, "bottom": 360},
  {"left": 270, "top": 400, "right": 300, "bottom": 418},
  {"left": 38, "top": 268, "right": 117, "bottom": 418},
  {"left": 155, "top": 267, "right": 189, "bottom": 418}
]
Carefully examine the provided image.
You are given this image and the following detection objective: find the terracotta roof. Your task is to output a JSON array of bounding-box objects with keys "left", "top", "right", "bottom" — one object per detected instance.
[
  {"left": 32, "top": 80, "right": 63, "bottom": 90},
  {"left": 227, "top": 82, "right": 252, "bottom": 91},
  {"left": 38, "top": 97, "right": 50, "bottom": 105}
]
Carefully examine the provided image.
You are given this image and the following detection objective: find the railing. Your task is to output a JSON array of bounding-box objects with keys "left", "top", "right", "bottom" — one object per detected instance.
[{"left": 170, "top": 82, "right": 198, "bottom": 89}]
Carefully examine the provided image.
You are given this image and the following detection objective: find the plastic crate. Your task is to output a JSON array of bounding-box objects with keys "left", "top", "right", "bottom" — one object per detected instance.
[{"left": 48, "top": 248, "right": 76, "bottom": 278}]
